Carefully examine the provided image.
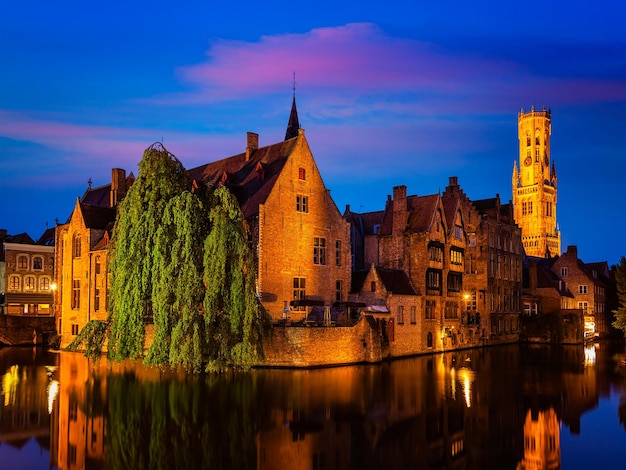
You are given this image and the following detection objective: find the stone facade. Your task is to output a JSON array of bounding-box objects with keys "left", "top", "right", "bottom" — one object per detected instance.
[{"left": 512, "top": 106, "right": 560, "bottom": 258}]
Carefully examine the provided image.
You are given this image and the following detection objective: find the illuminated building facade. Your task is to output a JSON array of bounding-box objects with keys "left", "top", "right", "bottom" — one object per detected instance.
[
  {"left": 1, "top": 229, "right": 55, "bottom": 317},
  {"left": 512, "top": 106, "right": 560, "bottom": 258}
]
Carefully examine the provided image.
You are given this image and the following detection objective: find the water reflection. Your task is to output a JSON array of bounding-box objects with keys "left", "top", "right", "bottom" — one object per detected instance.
[{"left": 1, "top": 342, "right": 625, "bottom": 469}]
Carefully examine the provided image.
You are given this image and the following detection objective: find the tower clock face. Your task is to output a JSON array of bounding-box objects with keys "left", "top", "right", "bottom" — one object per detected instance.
[{"left": 524, "top": 156, "right": 532, "bottom": 167}]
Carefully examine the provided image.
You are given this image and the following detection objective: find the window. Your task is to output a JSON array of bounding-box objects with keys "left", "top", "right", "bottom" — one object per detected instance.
[
  {"left": 425, "top": 300, "right": 436, "bottom": 320},
  {"left": 444, "top": 301, "right": 459, "bottom": 319},
  {"left": 73, "top": 234, "right": 81, "bottom": 258},
  {"left": 9, "top": 276, "right": 20, "bottom": 290},
  {"left": 429, "top": 243, "right": 443, "bottom": 262},
  {"left": 535, "top": 136, "right": 540, "bottom": 146},
  {"left": 39, "top": 277, "right": 50, "bottom": 291},
  {"left": 33, "top": 256, "right": 43, "bottom": 270},
  {"left": 578, "top": 285, "right": 588, "bottom": 294},
  {"left": 397, "top": 306, "right": 404, "bottom": 324},
  {"left": 526, "top": 136, "right": 531, "bottom": 146},
  {"left": 95, "top": 288, "right": 101, "bottom": 311},
  {"left": 370, "top": 281, "right": 376, "bottom": 292},
  {"left": 313, "top": 237, "right": 326, "bottom": 265},
  {"left": 410, "top": 306, "right": 416, "bottom": 324},
  {"left": 24, "top": 276, "right": 36, "bottom": 291},
  {"left": 450, "top": 248, "right": 463, "bottom": 265},
  {"left": 426, "top": 269, "right": 442, "bottom": 295},
  {"left": 427, "top": 332, "right": 433, "bottom": 348},
  {"left": 335, "top": 280, "right": 342, "bottom": 302},
  {"left": 72, "top": 280, "right": 80, "bottom": 309},
  {"left": 95, "top": 256, "right": 101, "bottom": 275},
  {"left": 71, "top": 324, "right": 79, "bottom": 336},
  {"left": 454, "top": 225, "right": 463, "bottom": 240},
  {"left": 561, "top": 267, "right": 568, "bottom": 276},
  {"left": 298, "top": 167, "right": 306, "bottom": 180},
  {"left": 296, "top": 195, "right": 309, "bottom": 213},
  {"left": 335, "top": 240, "right": 341, "bottom": 266},
  {"left": 578, "top": 301, "right": 588, "bottom": 313},
  {"left": 447, "top": 272, "right": 462, "bottom": 293},
  {"left": 17, "top": 255, "right": 28, "bottom": 269},
  {"left": 293, "top": 277, "right": 305, "bottom": 310}
]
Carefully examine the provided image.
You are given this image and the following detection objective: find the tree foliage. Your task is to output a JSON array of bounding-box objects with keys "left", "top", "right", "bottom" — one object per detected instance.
[
  {"left": 203, "top": 186, "right": 269, "bottom": 372},
  {"left": 612, "top": 255, "right": 626, "bottom": 337},
  {"left": 108, "top": 143, "right": 189, "bottom": 361},
  {"left": 84, "top": 142, "right": 269, "bottom": 371}
]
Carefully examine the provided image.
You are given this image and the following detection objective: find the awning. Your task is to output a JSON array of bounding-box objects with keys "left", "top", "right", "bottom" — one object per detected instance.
[{"left": 4, "top": 293, "right": 53, "bottom": 304}]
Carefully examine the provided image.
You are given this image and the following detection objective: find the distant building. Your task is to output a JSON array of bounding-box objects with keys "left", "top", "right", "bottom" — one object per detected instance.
[
  {"left": 1, "top": 228, "right": 55, "bottom": 316},
  {"left": 512, "top": 106, "right": 560, "bottom": 258}
]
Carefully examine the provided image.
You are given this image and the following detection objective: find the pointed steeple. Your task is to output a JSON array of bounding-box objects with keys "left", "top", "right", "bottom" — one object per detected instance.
[{"left": 285, "top": 73, "right": 300, "bottom": 140}]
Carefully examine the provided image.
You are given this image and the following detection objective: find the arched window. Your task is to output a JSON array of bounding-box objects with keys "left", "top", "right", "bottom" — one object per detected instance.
[
  {"left": 24, "top": 276, "right": 36, "bottom": 291},
  {"left": 33, "top": 256, "right": 43, "bottom": 270},
  {"left": 73, "top": 234, "right": 81, "bottom": 258},
  {"left": 9, "top": 275, "right": 20, "bottom": 290},
  {"left": 17, "top": 255, "right": 28, "bottom": 269},
  {"left": 427, "top": 332, "right": 433, "bottom": 348}
]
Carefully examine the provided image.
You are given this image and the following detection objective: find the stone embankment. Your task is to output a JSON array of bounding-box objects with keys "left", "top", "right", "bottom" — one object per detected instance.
[{"left": 0, "top": 315, "right": 56, "bottom": 346}]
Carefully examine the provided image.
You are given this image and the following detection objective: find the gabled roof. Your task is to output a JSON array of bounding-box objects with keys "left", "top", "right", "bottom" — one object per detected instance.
[
  {"left": 442, "top": 197, "right": 460, "bottom": 236},
  {"left": 345, "top": 210, "right": 384, "bottom": 237},
  {"left": 81, "top": 184, "right": 112, "bottom": 207},
  {"left": 5, "top": 232, "right": 35, "bottom": 245},
  {"left": 79, "top": 203, "right": 117, "bottom": 230},
  {"left": 351, "top": 265, "right": 418, "bottom": 296},
  {"left": 36, "top": 227, "right": 55, "bottom": 246},
  {"left": 406, "top": 194, "right": 441, "bottom": 233},
  {"left": 187, "top": 137, "right": 299, "bottom": 219},
  {"left": 473, "top": 197, "right": 498, "bottom": 213}
]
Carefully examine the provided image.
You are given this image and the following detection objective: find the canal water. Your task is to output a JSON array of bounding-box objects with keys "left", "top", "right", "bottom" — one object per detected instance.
[{"left": 1, "top": 342, "right": 625, "bottom": 470}]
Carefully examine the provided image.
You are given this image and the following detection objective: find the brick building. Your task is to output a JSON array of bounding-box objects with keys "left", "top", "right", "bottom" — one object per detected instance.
[
  {"left": 188, "top": 99, "right": 351, "bottom": 321},
  {"left": 55, "top": 169, "right": 133, "bottom": 348}
]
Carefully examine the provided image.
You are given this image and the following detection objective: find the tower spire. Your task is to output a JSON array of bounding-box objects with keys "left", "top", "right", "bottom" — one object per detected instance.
[{"left": 285, "top": 72, "right": 300, "bottom": 140}]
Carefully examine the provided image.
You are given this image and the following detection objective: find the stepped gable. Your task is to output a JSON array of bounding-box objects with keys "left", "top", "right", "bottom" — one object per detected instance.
[{"left": 188, "top": 138, "right": 298, "bottom": 219}]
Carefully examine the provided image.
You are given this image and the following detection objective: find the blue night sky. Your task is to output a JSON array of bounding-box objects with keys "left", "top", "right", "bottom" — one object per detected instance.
[{"left": 1, "top": 1, "right": 625, "bottom": 265}]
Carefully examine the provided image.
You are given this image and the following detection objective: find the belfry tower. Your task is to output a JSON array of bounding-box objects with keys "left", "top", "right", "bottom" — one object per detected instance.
[{"left": 512, "top": 106, "right": 560, "bottom": 258}]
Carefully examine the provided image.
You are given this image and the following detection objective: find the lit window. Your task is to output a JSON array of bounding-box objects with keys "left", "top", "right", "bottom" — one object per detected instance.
[
  {"left": 39, "top": 277, "right": 50, "bottom": 291},
  {"left": 313, "top": 237, "right": 326, "bottom": 265},
  {"left": 24, "top": 276, "right": 36, "bottom": 291},
  {"left": 72, "top": 280, "right": 80, "bottom": 309},
  {"left": 9, "top": 275, "right": 20, "bottom": 290},
  {"left": 17, "top": 255, "right": 28, "bottom": 269},
  {"left": 296, "top": 195, "right": 309, "bottom": 213},
  {"left": 450, "top": 248, "right": 463, "bottom": 265}
]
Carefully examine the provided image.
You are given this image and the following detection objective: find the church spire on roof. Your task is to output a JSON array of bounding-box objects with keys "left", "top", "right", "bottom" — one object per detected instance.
[{"left": 285, "top": 72, "right": 300, "bottom": 140}]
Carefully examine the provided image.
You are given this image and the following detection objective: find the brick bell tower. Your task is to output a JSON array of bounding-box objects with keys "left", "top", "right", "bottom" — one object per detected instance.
[{"left": 512, "top": 106, "right": 560, "bottom": 258}]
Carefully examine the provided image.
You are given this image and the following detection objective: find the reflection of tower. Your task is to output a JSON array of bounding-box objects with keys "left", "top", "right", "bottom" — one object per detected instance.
[
  {"left": 512, "top": 106, "right": 560, "bottom": 258},
  {"left": 517, "top": 407, "right": 561, "bottom": 470}
]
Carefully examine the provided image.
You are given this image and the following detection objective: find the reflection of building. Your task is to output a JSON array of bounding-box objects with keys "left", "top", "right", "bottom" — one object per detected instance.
[
  {"left": 517, "top": 408, "right": 560, "bottom": 470},
  {"left": 512, "top": 106, "right": 560, "bottom": 258},
  {"left": 1, "top": 229, "right": 55, "bottom": 316}
]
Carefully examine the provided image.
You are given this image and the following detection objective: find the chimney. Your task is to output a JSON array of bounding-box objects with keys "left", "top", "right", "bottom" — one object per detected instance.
[
  {"left": 566, "top": 246, "right": 578, "bottom": 258},
  {"left": 449, "top": 176, "right": 458, "bottom": 186},
  {"left": 392, "top": 185, "right": 408, "bottom": 235},
  {"left": 110, "top": 168, "right": 127, "bottom": 207},
  {"left": 246, "top": 132, "right": 259, "bottom": 161}
]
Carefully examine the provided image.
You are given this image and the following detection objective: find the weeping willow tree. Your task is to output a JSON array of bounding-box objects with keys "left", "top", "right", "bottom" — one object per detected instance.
[
  {"left": 146, "top": 189, "right": 211, "bottom": 371},
  {"left": 612, "top": 256, "right": 626, "bottom": 338},
  {"left": 204, "top": 186, "right": 268, "bottom": 372},
  {"left": 108, "top": 143, "right": 189, "bottom": 360}
]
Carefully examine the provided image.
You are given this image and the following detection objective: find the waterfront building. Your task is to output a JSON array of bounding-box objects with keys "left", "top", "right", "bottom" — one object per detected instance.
[
  {"left": 1, "top": 228, "right": 55, "bottom": 316},
  {"left": 512, "top": 106, "right": 560, "bottom": 258},
  {"left": 188, "top": 98, "right": 351, "bottom": 322},
  {"left": 54, "top": 169, "right": 133, "bottom": 348}
]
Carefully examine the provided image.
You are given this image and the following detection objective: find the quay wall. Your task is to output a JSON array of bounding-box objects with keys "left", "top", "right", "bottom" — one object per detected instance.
[{"left": 0, "top": 315, "right": 56, "bottom": 346}]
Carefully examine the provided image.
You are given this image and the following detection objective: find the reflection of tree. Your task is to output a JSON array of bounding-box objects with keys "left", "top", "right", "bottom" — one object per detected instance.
[
  {"left": 619, "top": 396, "right": 626, "bottom": 432},
  {"left": 79, "top": 369, "right": 265, "bottom": 469}
]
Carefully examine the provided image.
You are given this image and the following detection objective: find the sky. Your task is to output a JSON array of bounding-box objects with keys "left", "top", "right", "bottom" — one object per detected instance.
[{"left": 1, "top": 0, "right": 625, "bottom": 265}]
